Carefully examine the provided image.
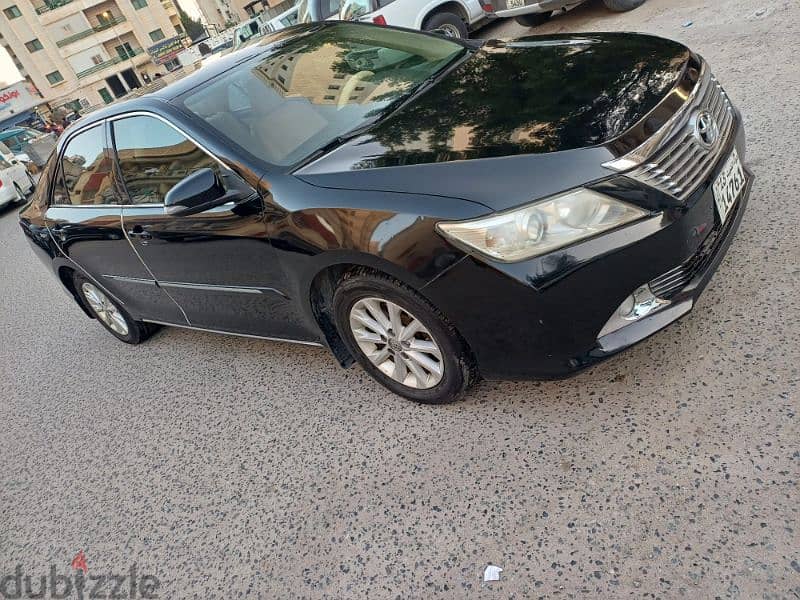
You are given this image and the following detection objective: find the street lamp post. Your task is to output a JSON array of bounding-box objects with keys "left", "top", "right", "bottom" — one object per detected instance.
[{"left": 101, "top": 9, "right": 139, "bottom": 91}]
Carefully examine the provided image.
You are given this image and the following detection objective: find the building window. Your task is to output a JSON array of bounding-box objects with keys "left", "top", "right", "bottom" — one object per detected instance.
[
  {"left": 115, "top": 42, "right": 134, "bottom": 59},
  {"left": 131, "top": 0, "right": 147, "bottom": 8},
  {"left": 3, "top": 5, "right": 21, "bottom": 18},
  {"left": 174, "top": 23, "right": 182, "bottom": 34},
  {"left": 46, "top": 70, "right": 64, "bottom": 85},
  {"left": 25, "top": 38, "right": 43, "bottom": 52},
  {"left": 323, "top": 95, "right": 335, "bottom": 100},
  {"left": 91, "top": 54, "right": 103, "bottom": 65},
  {"left": 98, "top": 88, "right": 113, "bottom": 104},
  {"left": 149, "top": 28, "right": 165, "bottom": 42},
  {"left": 333, "top": 73, "right": 345, "bottom": 79}
]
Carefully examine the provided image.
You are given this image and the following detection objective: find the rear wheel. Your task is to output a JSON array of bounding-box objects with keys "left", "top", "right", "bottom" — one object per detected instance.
[
  {"left": 514, "top": 11, "right": 551, "bottom": 27},
  {"left": 602, "top": 0, "right": 646, "bottom": 11},
  {"left": 423, "top": 12, "right": 468, "bottom": 39},
  {"left": 333, "top": 272, "right": 477, "bottom": 404},
  {"left": 73, "top": 272, "right": 157, "bottom": 344}
]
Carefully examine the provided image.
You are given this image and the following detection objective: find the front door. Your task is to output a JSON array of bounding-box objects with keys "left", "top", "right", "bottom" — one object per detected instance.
[
  {"left": 44, "top": 122, "right": 186, "bottom": 324},
  {"left": 110, "top": 113, "right": 295, "bottom": 338}
]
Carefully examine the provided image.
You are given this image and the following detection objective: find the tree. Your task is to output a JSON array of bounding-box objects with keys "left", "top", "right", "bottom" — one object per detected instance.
[{"left": 174, "top": 0, "right": 206, "bottom": 41}]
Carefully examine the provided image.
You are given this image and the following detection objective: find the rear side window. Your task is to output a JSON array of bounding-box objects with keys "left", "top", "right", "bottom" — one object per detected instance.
[
  {"left": 111, "top": 115, "right": 218, "bottom": 205},
  {"left": 58, "top": 125, "right": 117, "bottom": 206}
]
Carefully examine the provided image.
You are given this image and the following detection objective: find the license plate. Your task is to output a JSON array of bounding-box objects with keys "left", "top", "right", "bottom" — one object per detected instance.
[
  {"left": 712, "top": 148, "right": 746, "bottom": 223},
  {"left": 507, "top": 0, "right": 526, "bottom": 8}
]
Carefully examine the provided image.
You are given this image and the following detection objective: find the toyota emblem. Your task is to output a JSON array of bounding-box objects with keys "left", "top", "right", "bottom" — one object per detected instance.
[{"left": 692, "top": 110, "right": 719, "bottom": 149}]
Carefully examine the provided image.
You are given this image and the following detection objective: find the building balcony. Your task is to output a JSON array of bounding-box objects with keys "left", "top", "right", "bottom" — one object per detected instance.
[
  {"left": 34, "top": 0, "right": 74, "bottom": 13},
  {"left": 56, "top": 14, "right": 127, "bottom": 47},
  {"left": 76, "top": 46, "right": 143, "bottom": 79}
]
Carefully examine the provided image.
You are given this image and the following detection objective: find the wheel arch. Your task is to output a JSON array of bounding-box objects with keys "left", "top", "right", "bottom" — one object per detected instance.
[
  {"left": 57, "top": 264, "right": 94, "bottom": 318},
  {"left": 419, "top": 0, "right": 469, "bottom": 29},
  {"left": 304, "top": 253, "right": 430, "bottom": 367}
]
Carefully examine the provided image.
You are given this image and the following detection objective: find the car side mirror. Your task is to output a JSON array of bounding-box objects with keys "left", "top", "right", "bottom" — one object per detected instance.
[{"left": 164, "top": 168, "right": 246, "bottom": 216}]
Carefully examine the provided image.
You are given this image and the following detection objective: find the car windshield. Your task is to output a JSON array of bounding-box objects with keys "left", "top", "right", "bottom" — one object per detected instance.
[{"left": 181, "top": 24, "right": 465, "bottom": 166}]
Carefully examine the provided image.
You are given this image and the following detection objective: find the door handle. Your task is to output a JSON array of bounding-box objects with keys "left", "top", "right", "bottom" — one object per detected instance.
[{"left": 127, "top": 225, "right": 152, "bottom": 241}]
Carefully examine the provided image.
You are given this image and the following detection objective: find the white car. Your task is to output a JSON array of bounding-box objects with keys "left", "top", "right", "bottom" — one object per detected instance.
[
  {"left": 339, "top": 0, "right": 487, "bottom": 38},
  {"left": 0, "top": 150, "right": 34, "bottom": 209}
]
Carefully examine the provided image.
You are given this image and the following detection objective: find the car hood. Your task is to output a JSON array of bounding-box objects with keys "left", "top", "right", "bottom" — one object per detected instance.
[{"left": 296, "top": 32, "right": 691, "bottom": 210}]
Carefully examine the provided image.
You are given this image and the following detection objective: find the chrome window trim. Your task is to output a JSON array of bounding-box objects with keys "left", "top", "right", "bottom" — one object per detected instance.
[{"left": 49, "top": 110, "right": 237, "bottom": 209}]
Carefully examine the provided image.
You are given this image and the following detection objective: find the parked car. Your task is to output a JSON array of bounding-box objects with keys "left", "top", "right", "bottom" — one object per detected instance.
[
  {"left": 0, "top": 150, "right": 34, "bottom": 209},
  {"left": 20, "top": 23, "right": 752, "bottom": 404},
  {"left": 0, "top": 126, "right": 57, "bottom": 167},
  {"left": 340, "top": 0, "right": 487, "bottom": 38},
  {"left": 491, "top": 0, "right": 645, "bottom": 27},
  {"left": 232, "top": 15, "right": 269, "bottom": 50},
  {"left": 265, "top": 5, "right": 300, "bottom": 31}
]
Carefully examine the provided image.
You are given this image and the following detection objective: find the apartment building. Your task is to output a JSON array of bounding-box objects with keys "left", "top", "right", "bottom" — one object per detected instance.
[
  {"left": 0, "top": 0, "right": 185, "bottom": 113},
  {"left": 195, "top": 0, "right": 290, "bottom": 31}
]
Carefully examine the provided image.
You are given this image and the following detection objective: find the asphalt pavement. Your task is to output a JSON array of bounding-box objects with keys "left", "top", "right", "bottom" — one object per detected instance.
[{"left": 1, "top": 0, "right": 798, "bottom": 597}]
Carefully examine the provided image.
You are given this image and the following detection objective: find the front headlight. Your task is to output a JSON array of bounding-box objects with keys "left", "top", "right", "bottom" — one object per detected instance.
[{"left": 436, "top": 189, "right": 649, "bottom": 262}]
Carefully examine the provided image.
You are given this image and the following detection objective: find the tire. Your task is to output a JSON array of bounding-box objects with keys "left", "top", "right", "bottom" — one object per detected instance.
[
  {"left": 73, "top": 271, "right": 157, "bottom": 344},
  {"left": 332, "top": 271, "right": 478, "bottom": 404},
  {"left": 423, "top": 12, "right": 468, "bottom": 39},
  {"left": 514, "top": 11, "right": 551, "bottom": 27},
  {"left": 602, "top": 0, "right": 646, "bottom": 11}
]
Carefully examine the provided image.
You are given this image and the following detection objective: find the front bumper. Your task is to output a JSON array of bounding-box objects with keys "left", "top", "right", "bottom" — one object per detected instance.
[
  {"left": 422, "top": 128, "right": 752, "bottom": 381},
  {"left": 490, "top": 0, "right": 582, "bottom": 18}
]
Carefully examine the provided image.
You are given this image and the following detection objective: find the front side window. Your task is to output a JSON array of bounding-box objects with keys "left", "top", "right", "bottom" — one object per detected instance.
[
  {"left": 111, "top": 115, "right": 217, "bottom": 205},
  {"left": 59, "top": 125, "right": 117, "bottom": 206},
  {"left": 149, "top": 28, "right": 165, "bottom": 42},
  {"left": 181, "top": 23, "right": 465, "bottom": 166}
]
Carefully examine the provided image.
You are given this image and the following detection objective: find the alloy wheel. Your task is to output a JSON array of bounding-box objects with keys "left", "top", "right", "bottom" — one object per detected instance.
[
  {"left": 349, "top": 297, "right": 444, "bottom": 389},
  {"left": 81, "top": 282, "right": 130, "bottom": 336}
]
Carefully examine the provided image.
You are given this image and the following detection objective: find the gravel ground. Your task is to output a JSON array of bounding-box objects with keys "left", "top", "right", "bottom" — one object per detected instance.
[{"left": 1, "top": 0, "right": 799, "bottom": 597}]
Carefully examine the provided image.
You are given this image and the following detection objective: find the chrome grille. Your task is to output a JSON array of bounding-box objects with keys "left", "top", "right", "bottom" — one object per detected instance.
[{"left": 626, "top": 72, "right": 735, "bottom": 201}]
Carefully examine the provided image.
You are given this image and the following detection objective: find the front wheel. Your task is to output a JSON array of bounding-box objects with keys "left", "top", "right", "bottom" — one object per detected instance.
[
  {"left": 602, "top": 0, "right": 646, "bottom": 11},
  {"left": 74, "top": 272, "right": 157, "bottom": 344},
  {"left": 333, "top": 272, "right": 478, "bottom": 404},
  {"left": 514, "top": 11, "right": 551, "bottom": 27},
  {"left": 423, "top": 12, "right": 468, "bottom": 39}
]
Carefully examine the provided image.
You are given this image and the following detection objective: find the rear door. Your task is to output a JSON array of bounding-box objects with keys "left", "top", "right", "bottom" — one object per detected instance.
[
  {"left": 111, "top": 113, "right": 295, "bottom": 338},
  {"left": 44, "top": 122, "right": 186, "bottom": 324}
]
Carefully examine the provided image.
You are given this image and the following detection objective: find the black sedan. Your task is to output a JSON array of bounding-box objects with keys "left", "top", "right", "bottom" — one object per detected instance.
[{"left": 19, "top": 23, "right": 752, "bottom": 403}]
